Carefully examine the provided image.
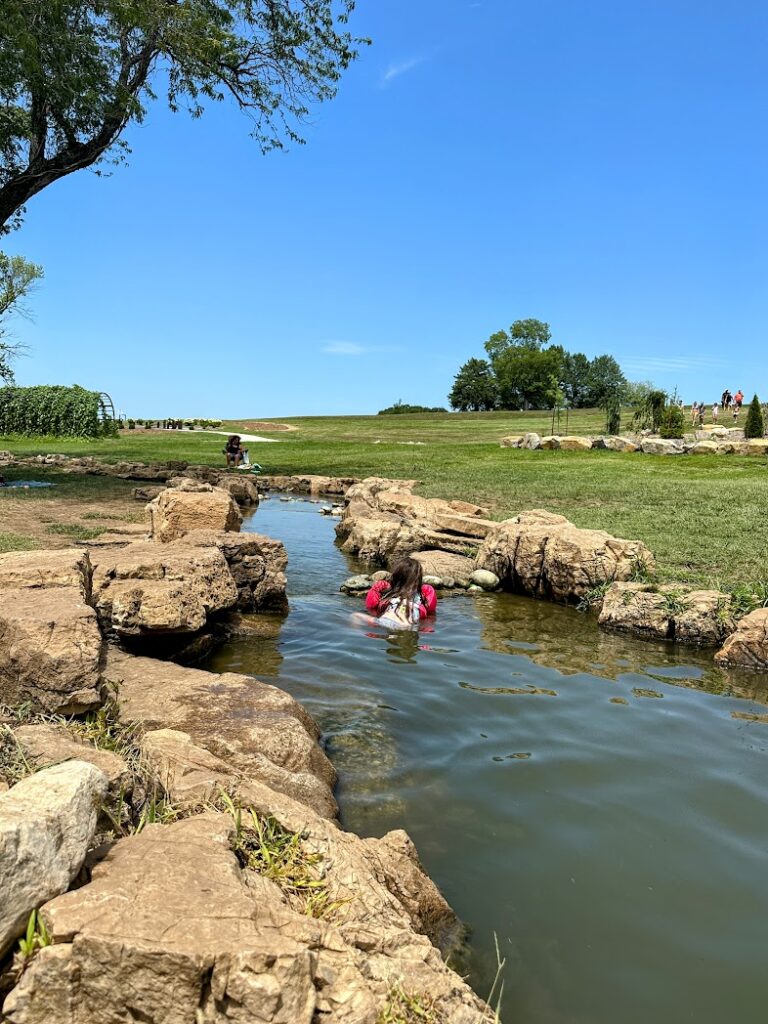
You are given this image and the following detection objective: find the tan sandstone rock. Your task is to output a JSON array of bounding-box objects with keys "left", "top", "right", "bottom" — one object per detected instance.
[
  {"left": 476, "top": 512, "right": 654, "bottom": 603},
  {"left": 147, "top": 484, "right": 242, "bottom": 542},
  {"left": 0, "top": 761, "right": 108, "bottom": 958},
  {"left": 640, "top": 439, "right": 684, "bottom": 455},
  {"left": 554, "top": 435, "right": 593, "bottom": 451},
  {"left": 411, "top": 550, "right": 476, "bottom": 580},
  {"left": 3, "top": 812, "right": 490, "bottom": 1024},
  {"left": 90, "top": 541, "right": 238, "bottom": 638},
  {"left": 500, "top": 435, "right": 523, "bottom": 448},
  {"left": 592, "top": 436, "right": 638, "bottom": 453},
  {"left": 714, "top": 609, "right": 768, "bottom": 669},
  {"left": 105, "top": 649, "right": 337, "bottom": 818},
  {"left": 0, "top": 588, "right": 103, "bottom": 714},
  {"left": 12, "top": 724, "right": 131, "bottom": 795},
  {"left": 0, "top": 549, "right": 92, "bottom": 602},
  {"left": 181, "top": 529, "right": 288, "bottom": 613},
  {"left": 599, "top": 583, "right": 733, "bottom": 645}
]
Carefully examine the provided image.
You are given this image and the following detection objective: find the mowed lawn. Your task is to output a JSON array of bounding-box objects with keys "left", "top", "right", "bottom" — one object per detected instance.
[{"left": 1, "top": 408, "right": 766, "bottom": 590}]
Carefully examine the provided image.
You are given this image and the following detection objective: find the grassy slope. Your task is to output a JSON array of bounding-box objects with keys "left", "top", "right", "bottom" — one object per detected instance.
[{"left": 1, "top": 409, "right": 766, "bottom": 589}]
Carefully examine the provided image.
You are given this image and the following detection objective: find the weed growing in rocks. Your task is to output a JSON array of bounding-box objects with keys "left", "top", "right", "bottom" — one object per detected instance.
[
  {"left": 0, "top": 725, "right": 33, "bottom": 786},
  {"left": 659, "top": 591, "right": 690, "bottom": 616},
  {"left": 577, "top": 581, "right": 610, "bottom": 612},
  {"left": 726, "top": 580, "right": 768, "bottom": 620},
  {"left": 221, "top": 793, "right": 348, "bottom": 919},
  {"left": 377, "top": 985, "right": 442, "bottom": 1024}
]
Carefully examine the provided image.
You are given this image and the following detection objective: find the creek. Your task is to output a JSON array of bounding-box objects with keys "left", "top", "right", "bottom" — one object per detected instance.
[{"left": 205, "top": 496, "right": 768, "bottom": 1024}]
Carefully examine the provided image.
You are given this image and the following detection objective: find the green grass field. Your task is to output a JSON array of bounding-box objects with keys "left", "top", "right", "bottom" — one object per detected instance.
[{"left": 1, "top": 408, "right": 766, "bottom": 591}]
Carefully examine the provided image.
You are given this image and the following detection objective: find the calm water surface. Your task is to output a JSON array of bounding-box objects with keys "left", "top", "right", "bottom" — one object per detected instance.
[{"left": 206, "top": 497, "right": 768, "bottom": 1024}]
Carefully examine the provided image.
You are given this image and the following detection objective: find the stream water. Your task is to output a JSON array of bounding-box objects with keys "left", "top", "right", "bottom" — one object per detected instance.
[{"left": 206, "top": 497, "right": 768, "bottom": 1024}]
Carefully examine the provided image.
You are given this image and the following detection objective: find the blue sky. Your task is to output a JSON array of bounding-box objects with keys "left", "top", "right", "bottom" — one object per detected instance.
[{"left": 5, "top": 0, "right": 767, "bottom": 417}]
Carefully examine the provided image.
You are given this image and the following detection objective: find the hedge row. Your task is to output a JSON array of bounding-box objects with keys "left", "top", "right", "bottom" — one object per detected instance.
[{"left": 0, "top": 385, "right": 118, "bottom": 438}]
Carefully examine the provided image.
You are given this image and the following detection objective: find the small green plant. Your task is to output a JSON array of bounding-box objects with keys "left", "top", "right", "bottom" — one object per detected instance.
[
  {"left": 133, "top": 794, "right": 185, "bottom": 833},
  {"left": 0, "top": 724, "right": 33, "bottom": 786},
  {"left": 221, "top": 793, "right": 346, "bottom": 919},
  {"left": 727, "top": 580, "right": 768, "bottom": 620},
  {"left": 658, "top": 590, "right": 689, "bottom": 616},
  {"left": 577, "top": 581, "right": 610, "bottom": 612},
  {"left": 659, "top": 404, "right": 685, "bottom": 439},
  {"left": 629, "top": 557, "right": 655, "bottom": 584},
  {"left": 46, "top": 523, "right": 104, "bottom": 541},
  {"left": 16, "top": 910, "right": 52, "bottom": 969},
  {"left": 744, "top": 394, "right": 765, "bottom": 439},
  {"left": 631, "top": 389, "right": 667, "bottom": 431},
  {"left": 378, "top": 985, "right": 441, "bottom": 1024}
]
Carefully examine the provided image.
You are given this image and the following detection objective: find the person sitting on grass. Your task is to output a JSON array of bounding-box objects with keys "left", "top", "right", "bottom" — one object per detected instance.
[
  {"left": 365, "top": 557, "right": 438, "bottom": 630},
  {"left": 224, "top": 434, "right": 244, "bottom": 467}
]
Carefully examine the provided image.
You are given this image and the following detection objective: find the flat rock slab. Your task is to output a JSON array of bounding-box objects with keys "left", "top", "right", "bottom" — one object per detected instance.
[
  {"left": 0, "top": 549, "right": 92, "bottom": 603},
  {"left": 12, "top": 724, "right": 131, "bottom": 795},
  {"left": 105, "top": 650, "right": 337, "bottom": 818},
  {"left": 0, "top": 761, "right": 107, "bottom": 958},
  {"left": 0, "top": 588, "right": 103, "bottom": 714},
  {"left": 411, "top": 551, "right": 475, "bottom": 580}
]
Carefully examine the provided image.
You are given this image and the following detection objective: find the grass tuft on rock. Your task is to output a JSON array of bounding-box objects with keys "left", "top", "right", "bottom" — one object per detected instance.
[{"left": 378, "top": 985, "right": 442, "bottom": 1024}]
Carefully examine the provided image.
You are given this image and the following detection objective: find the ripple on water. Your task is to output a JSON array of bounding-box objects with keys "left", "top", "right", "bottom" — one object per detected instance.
[{"left": 204, "top": 498, "right": 768, "bottom": 1024}]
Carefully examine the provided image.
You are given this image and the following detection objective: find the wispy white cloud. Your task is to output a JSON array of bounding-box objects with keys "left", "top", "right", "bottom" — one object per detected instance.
[
  {"left": 323, "top": 341, "right": 365, "bottom": 356},
  {"left": 381, "top": 56, "right": 425, "bottom": 86},
  {"left": 623, "top": 355, "right": 729, "bottom": 374}
]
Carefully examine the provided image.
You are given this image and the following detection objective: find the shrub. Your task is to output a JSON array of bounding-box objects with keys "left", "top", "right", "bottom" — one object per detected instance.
[
  {"left": 659, "top": 404, "right": 685, "bottom": 439},
  {"left": 0, "top": 385, "right": 113, "bottom": 438},
  {"left": 744, "top": 394, "right": 764, "bottom": 439},
  {"left": 632, "top": 389, "right": 667, "bottom": 431}
]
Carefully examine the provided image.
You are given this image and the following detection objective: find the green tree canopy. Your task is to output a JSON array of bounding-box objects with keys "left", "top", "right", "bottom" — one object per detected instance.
[
  {"left": 493, "top": 345, "right": 562, "bottom": 410},
  {"left": 585, "top": 354, "right": 627, "bottom": 407},
  {"left": 484, "top": 318, "right": 551, "bottom": 361},
  {"left": 0, "top": 252, "right": 43, "bottom": 381},
  {"left": 0, "top": 1, "right": 364, "bottom": 232},
  {"left": 448, "top": 358, "right": 498, "bottom": 411}
]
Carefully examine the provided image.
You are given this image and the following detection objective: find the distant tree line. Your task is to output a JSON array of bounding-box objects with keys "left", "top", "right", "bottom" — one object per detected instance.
[
  {"left": 378, "top": 401, "right": 448, "bottom": 416},
  {"left": 449, "top": 319, "right": 639, "bottom": 412}
]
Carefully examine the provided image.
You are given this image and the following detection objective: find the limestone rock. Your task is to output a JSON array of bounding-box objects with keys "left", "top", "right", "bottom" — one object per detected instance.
[
  {"left": 715, "top": 609, "right": 768, "bottom": 669},
  {"left": 520, "top": 432, "right": 542, "bottom": 450},
  {"left": 147, "top": 485, "right": 242, "bottom": 543},
  {"left": 689, "top": 440, "right": 718, "bottom": 455},
  {"left": 338, "top": 517, "right": 427, "bottom": 565},
  {"left": 216, "top": 474, "right": 260, "bottom": 506},
  {"left": 744, "top": 439, "right": 768, "bottom": 455},
  {"left": 448, "top": 499, "right": 490, "bottom": 517},
  {"left": 539, "top": 435, "right": 558, "bottom": 449},
  {"left": 105, "top": 650, "right": 337, "bottom": 818},
  {"left": 412, "top": 551, "right": 475, "bottom": 580},
  {"left": 340, "top": 575, "right": 372, "bottom": 594},
  {"left": 640, "top": 439, "right": 684, "bottom": 455},
  {"left": 555, "top": 435, "right": 592, "bottom": 451},
  {"left": 180, "top": 530, "right": 288, "bottom": 613},
  {"left": 0, "top": 588, "right": 102, "bottom": 714},
  {"left": 476, "top": 512, "right": 654, "bottom": 603},
  {"left": 3, "top": 813, "right": 490, "bottom": 1024},
  {"left": 140, "top": 729, "right": 234, "bottom": 806},
  {"left": 0, "top": 761, "right": 108, "bottom": 958},
  {"left": 91, "top": 542, "right": 238, "bottom": 638},
  {"left": 0, "top": 549, "right": 92, "bottom": 602},
  {"left": 599, "top": 583, "right": 733, "bottom": 645},
  {"left": 500, "top": 435, "right": 523, "bottom": 448},
  {"left": 592, "top": 436, "right": 638, "bottom": 453},
  {"left": 12, "top": 724, "right": 131, "bottom": 795}
]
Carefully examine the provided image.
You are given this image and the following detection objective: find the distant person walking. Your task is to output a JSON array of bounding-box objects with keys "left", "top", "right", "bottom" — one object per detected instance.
[
  {"left": 735, "top": 389, "right": 744, "bottom": 411},
  {"left": 712, "top": 401, "right": 719, "bottom": 423},
  {"left": 691, "top": 401, "right": 700, "bottom": 426},
  {"left": 699, "top": 402, "right": 707, "bottom": 426},
  {"left": 721, "top": 389, "right": 731, "bottom": 410}
]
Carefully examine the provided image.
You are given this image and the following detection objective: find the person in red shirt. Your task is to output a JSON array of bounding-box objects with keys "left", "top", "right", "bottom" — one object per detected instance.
[{"left": 365, "top": 557, "right": 437, "bottom": 629}]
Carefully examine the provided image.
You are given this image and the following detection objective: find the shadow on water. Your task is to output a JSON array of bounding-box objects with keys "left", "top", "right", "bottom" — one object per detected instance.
[{"left": 205, "top": 497, "right": 768, "bottom": 1024}]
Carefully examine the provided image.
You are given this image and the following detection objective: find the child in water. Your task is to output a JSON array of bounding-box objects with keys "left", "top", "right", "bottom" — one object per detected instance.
[{"left": 365, "top": 557, "right": 438, "bottom": 629}]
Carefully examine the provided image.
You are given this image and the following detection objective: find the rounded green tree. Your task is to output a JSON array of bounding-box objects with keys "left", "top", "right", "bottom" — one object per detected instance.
[{"left": 744, "top": 394, "right": 765, "bottom": 439}]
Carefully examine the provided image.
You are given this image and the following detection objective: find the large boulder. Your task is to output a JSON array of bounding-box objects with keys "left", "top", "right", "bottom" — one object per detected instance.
[
  {"left": 640, "top": 439, "right": 684, "bottom": 455},
  {"left": 688, "top": 440, "right": 718, "bottom": 455},
  {"left": 500, "top": 435, "right": 523, "bottom": 448},
  {"left": 475, "top": 510, "right": 654, "bottom": 603},
  {"left": 554, "top": 435, "right": 592, "bottom": 451},
  {"left": 3, "top": 812, "right": 490, "bottom": 1024},
  {"left": 744, "top": 439, "right": 768, "bottom": 455},
  {"left": 411, "top": 550, "right": 475, "bottom": 581},
  {"left": 105, "top": 649, "right": 337, "bottom": 818},
  {"left": 337, "top": 516, "right": 427, "bottom": 565},
  {"left": 216, "top": 474, "right": 260, "bottom": 506},
  {"left": 0, "top": 549, "right": 93, "bottom": 602},
  {"left": 520, "top": 432, "right": 542, "bottom": 450},
  {"left": 0, "top": 761, "right": 108, "bottom": 958},
  {"left": 181, "top": 529, "right": 288, "bottom": 613},
  {"left": 0, "top": 588, "right": 103, "bottom": 714},
  {"left": 147, "top": 484, "right": 242, "bottom": 543},
  {"left": 90, "top": 542, "right": 238, "bottom": 639},
  {"left": 714, "top": 609, "right": 768, "bottom": 669},
  {"left": 598, "top": 583, "right": 732, "bottom": 645},
  {"left": 592, "top": 436, "right": 638, "bottom": 453}
]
